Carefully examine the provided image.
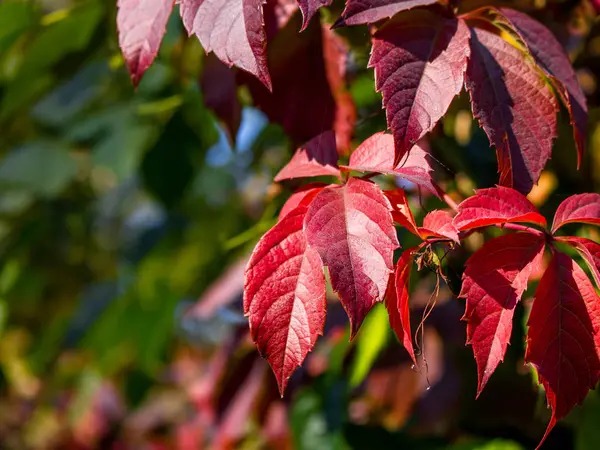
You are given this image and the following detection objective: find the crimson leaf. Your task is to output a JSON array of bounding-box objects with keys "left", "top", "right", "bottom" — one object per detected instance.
[
  {"left": 556, "top": 236, "right": 600, "bottom": 288},
  {"left": 526, "top": 251, "right": 600, "bottom": 446},
  {"left": 500, "top": 8, "right": 587, "bottom": 165},
  {"left": 117, "top": 0, "right": 174, "bottom": 87},
  {"left": 274, "top": 131, "right": 340, "bottom": 181},
  {"left": 465, "top": 26, "right": 558, "bottom": 194},
  {"left": 369, "top": 11, "right": 470, "bottom": 163},
  {"left": 385, "top": 248, "right": 417, "bottom": 365},
  {"left": 336, "top": 0, "right": 439, "bottom": 27},
  {"left": 342, "top": 132, "right": 438, "bottom": 196},
  {"left": 244, "top": 201, "right": 327, "bottom": 395},
  {"left": 461, "top": 232, "right": 545, "bottom": 396},
  {"left": 304, "top": 178, "right": 399, "bottom": 336},
  {"left": 551, "top": 193, "right": 600, "bottom": 234},
  {"left": 297, "top": 0, "right": 332, "bottom": 30},
  {"left": 384, "top": 188, "right": 421, "bottom": 237},
  {"left": 278, "top": 184, "right": 326, "bottom": 221},
  {"left": 419, "top": 210, "right": 459, "bottom": 243},
  {"left": 453, "top": 186, "right": 547, "bottom": 231},
  {"left": 180, "top": 0, "right": 272, "bottom": 90}
]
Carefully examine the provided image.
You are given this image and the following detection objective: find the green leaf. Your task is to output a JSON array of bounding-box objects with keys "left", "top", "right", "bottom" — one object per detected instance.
[{"left": 0, "top": 1, "right": 36, "bottom": 54}]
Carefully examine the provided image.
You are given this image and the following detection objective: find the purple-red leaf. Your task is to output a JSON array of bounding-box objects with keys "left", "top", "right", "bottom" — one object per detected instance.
[
  {"left": 526, "top": 251, "right": 600, "bottom": 447},
  {"left": 342, "top": 132, "right": 438, "bottom": 196},
  {"left": 369, "top": 11, "right": 470, "bottom": 163},
  {"left": 500, "top": 8, "right": 587, "bottom": 165},
  {"left": 278, "top": 184, "right": 326, "bottom": 221},
  {"left": 385, "top": 248, "right": 417, "bottom": 365},
  {"left": 461, "top": 232, "right": 545, "bottom": 396},
  {"left": 180, "top": 0, "right": 272, "bottom": 90},
  {"left": 336, "top": 0, "right": 438, "bottom": 27},
  {"left": 304, "top": 178, "right": 399, "bottom": 336},
  {"left": 274, "top": 131, "right": 340, "bottom": 181},
  {"left": 244, "top": 202, "right": 327, "bottom": 395},
  {"left": 419, "top": 210, "right": 459, "bottom": 243},
  {"left": 297, "top": 0, "right": 332, "bottom": 30},
  {"left": 453, "top": 186, "right": 547, "bottom": 231},
  {"left": 556, "top": 236, "right": 600, "bottom": 288},
  {"left": 117, "top": 0, "right": 174, "bottom": 87},
  {"left": 551, "top": 193, "right": 600, "bottom": 234},
  {"left": 465, "top": 26, "right": 558, "bottom": 194}
]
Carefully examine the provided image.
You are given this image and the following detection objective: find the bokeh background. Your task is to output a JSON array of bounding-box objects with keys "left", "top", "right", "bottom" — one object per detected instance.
[{"left": 1, "top": 0, "right": 600, "bottom": 449}]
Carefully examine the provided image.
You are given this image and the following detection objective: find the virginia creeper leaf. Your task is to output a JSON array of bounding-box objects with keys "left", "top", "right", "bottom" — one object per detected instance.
[
  {"left": 180, "top": 0, "right": 272, "bottom": 90},
  {"left": 385, "top": 248, "right": 417, "bottom": 365},
  {"left": 500, "top": 8, "right": 587, "bottom": 165},
  {"left": 461, "top": 232, "right": 545, "bottom": 396},
  {"left": 369, "top": 11, "right": 470, "bottom": 163},
  {"left": 278, "top": 184, "right": 326, "bottom": 221},
  {"left": 453, "top": 186, "right": 547, "bottom": 231},
  {"left": 244, "top": 12, "right": 356, "bottom": 152},
  {"left": 556, "top": 236, "right": 600, "bottom": 288},
  {"left": 384, "top": 188, "right": 420, "bottom": 236},
  {"left": 465, "top": 26, "right": 558, "bottom": 194},
  {"left": 336, "top": 0, "right": 439, "bottom": 27},
  {"left": 117, "top": 0, "right": 174, "bottom": 87},
  {"left": 274, "top": 131, "right": 340, "bottom": 181},
  {"left": 304, "top": 178, "right": 399, "bottom": 336},
  {"left": 244, "top": 202, "right": 327, "bottom": 395},
  {"left": 342, "top": 132, "right": 439, "bottom": 196},
  {"left": 297, "top": 0, "right": 332, "bottom": 30},
  {"left": 526, "top": 251, "right": 600, "bottom": 447},
  {"left": 419, "top": 210, "right": 459, "bottom": 243},
  {"left": 551, "top": 193, "right": 600, "bottom": 234}
]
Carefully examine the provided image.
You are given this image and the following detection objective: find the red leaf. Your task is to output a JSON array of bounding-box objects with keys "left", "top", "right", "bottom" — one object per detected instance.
[
  {"left": 117, "top": 0, "right": 174, "bottom": 87},
  {"left": 551, "top": 193, "right": 600, "bottom": 234},
  {"left": 461, "top": 232, "right": 545, "bottom": 396},
  {"left": 304, "top": 178, "right": 399, "bottom": 336},
  {"left": 453, "top": 186, "right": 547, "bottom": 231},
  {"left": 385, "top": 248, "right": 417, "bottom": 365},
  {"left": 419, "top": 210, "right": 459, "bottom": 243},
  {"left": 465, "top": 26, "right": 558, "bottom": 194},
  {"left": 244, "top": 202, "right": 327, "bottom": 395},
  {"left": 369, "top": 11, "right": 470, "bottom": 162},
  {"left": 526, "top": 251, "right": 600, "bottom": 446},
  {"left": 335, "top": 0, "right": 438, "bottom": 26},
  {"left": 180, "top": 0, "right": 272, "bottom": 90},
  {"left": 342, "top": 132, "right": 438, "bottom": 196},
  {"left": 274, "top": 131, "right": 340, "bottom": 181},
  {"left": 278, "top": 184, "right": 326, "bottom": 221},
  {"left": 244, "top": 12, "right": 356, "bottom": 152},
  {"left": 556, "top": 236, "right": 600, "bottom": 288},
  {"left": 297, "top": 0, "right": 332, "bottom": 30},
  {"left": 384, "top": 188, "right": 420, "bottom": 237},
  {"left": 499, "top": 8, "right": 587, "bottom": 165},
  {"left": 200, "top": 54, "right": 242, "bottom": 141}
]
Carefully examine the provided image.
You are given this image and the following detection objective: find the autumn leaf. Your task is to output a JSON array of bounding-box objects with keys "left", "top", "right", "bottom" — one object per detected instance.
[
  {"left": 500, "top": 8, "right": 587, "bottom": 165},
  {"left": 385, "top": 248, "right": 417, "bottom": 365},
  {"left": 556, "top": 236, "right": 600, "bottom": 288},
  {"left": 384, "top": 188, "right": 421, "bottom": 236},
  {"left": 244, "top": 201, "right": 327, "bottom": 395},
  {"left": 342, "top": 132, "right": 439, "bottom": 196},
  {"left": 369, "top": 11, "right": 469, "bottom": 163},
  {"left": 551, "top": 193, "right": 600, "bottom": 233},
  {"left": 461, "top": 232, "right": 545, "bottom": 395},
  {"left": 526, "top": 251, "right": 600, "bottom": 447},
  {"left": 274, "top": 131, "right": 340, "bottom": 181},
  {"left": 117, "top": 0, "right": 174, "bottom": 86},
  {"left": 335, "top": 0, "right": 439, "bottom": 27},
  {"left": 453, "top": 186, "right": 547, "bottom": 231},
  {"left": 419, "top": 210, "right": 459, "bottom": 243},
  {"left": 180, "top": 0, "right": 272, "bottom": 90},
  {"left": 465, "top": 26, "right": 558, "bottom": 194},
  {"left": 304, "top": 178, "right": 399, "bottom": 336},
  {"left": 278, "top": 184, "right": 326, "bottom": 221},
  {"left": 297, "top": 0, "right": 332, "bottom": 30}
]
